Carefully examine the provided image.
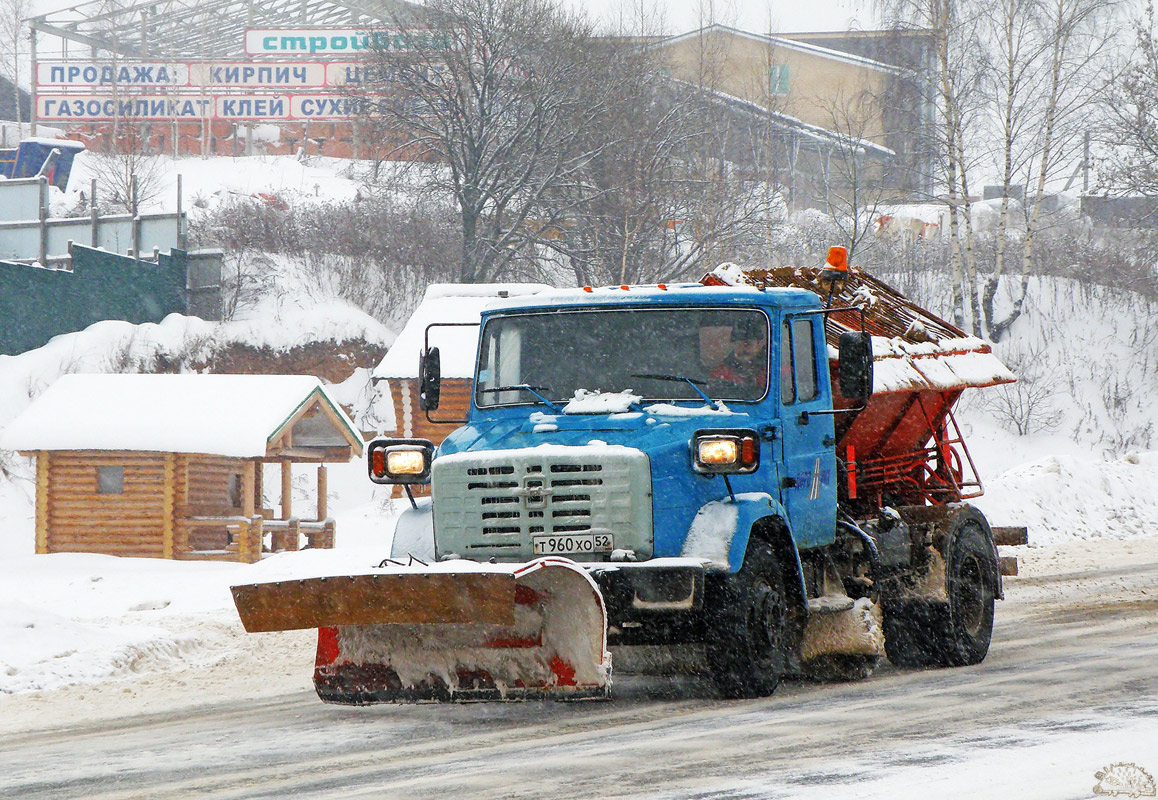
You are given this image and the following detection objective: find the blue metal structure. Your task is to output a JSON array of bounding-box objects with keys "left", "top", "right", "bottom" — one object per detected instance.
[
  {"left": 0, "top": 138, "right": 85, "bottom": 188},
  {"left": 432, "top": 283, "right": 838, "bottom": 568}
]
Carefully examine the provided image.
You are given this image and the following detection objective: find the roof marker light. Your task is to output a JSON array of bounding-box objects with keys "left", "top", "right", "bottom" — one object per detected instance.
[
  {"left": 819, "top": 245, "right": 851, "bottom": 303},
  {"left": 583, "top": 286, "right": 593, "bottom": 292},
  {"left": 658, "top": 284, "right": 668, "bottom": 290},
  {"left": 620, "top": 285, "right": 630, "bottom": 291}
]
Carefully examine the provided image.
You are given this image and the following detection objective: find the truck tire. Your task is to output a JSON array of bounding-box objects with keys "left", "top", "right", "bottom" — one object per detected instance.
[
  {"left": 884, "top": 513, "right": 996, "bottom": 668},
  {"left": 706, "top": 539, "right": 791, "bottom": 698},
  {"left": 939, "top": 517, "right": 997, "bottom": 666}
]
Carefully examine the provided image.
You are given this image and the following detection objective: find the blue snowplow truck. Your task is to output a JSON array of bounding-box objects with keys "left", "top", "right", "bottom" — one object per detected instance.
[{"left": 231, "top": 256, "right": 1016, "bottom": 702}]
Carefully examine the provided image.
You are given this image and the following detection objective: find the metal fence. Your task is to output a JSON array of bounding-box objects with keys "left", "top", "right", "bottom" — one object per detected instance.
[
  {"left": 0, "top": 244, "right": 221, "bottom": 355},
  {"left": 0, "top": 174, "right": 185, "bottom": 265}
]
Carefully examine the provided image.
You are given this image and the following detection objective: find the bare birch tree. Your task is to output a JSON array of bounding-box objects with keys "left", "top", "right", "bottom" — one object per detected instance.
[
  {"left": 980, "top": 0, "right": 1048, "bottom": 340},
  {"left": 881, "top": 0, "right": 987, "bottom": 331},
  {"left": 984, "top": 0, "right": 1114, "bottom": 340},
  {"left": 881, "top": 0, "right": 1114, "bottom": 338}
]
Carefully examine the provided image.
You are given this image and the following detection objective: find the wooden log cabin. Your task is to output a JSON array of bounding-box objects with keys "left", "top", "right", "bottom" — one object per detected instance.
[
  {"left": 4, "top": 373, "right": 363, "bottom": 563},
  {"left": 374, "top": 282, "right": 551, "bottom": 445}
]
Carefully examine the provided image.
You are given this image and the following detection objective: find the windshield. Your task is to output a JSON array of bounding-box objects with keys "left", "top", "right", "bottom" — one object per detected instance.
[{"left": 475, "top": 307, "right": 769, "bottom": 407}]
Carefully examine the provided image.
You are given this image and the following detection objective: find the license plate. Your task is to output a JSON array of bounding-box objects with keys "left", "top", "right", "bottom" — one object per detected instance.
[{"left": 532, "top": 533, "right": 614, "bottom": 555}]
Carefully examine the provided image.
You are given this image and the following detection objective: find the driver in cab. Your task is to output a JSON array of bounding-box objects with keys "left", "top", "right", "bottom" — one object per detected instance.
[{"left": 711, "top": 316, "right": 768, "bottom": 392}]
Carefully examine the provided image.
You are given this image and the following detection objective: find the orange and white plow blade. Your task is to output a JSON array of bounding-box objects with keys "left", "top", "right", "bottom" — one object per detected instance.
[{"left": 231, "top": 557, "right": 610, "bottom": 703}]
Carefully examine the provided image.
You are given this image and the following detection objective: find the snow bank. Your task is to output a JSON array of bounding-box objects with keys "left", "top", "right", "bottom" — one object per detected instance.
[
  {"left": 973, "top": 452, "right": 1158, "bottom": 546},
  {"left": 0, "top": 554, "right": 243, "bottom": 694}
]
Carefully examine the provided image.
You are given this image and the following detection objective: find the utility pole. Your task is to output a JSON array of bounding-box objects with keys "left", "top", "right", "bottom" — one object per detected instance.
[{"left": 28, "top": 24, "right": 36, "bottom": 136}]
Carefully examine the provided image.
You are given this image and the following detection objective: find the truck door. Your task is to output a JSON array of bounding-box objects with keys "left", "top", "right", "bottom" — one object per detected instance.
[{"left": 777, "top": 315, "right": 838, "bottom": 548}]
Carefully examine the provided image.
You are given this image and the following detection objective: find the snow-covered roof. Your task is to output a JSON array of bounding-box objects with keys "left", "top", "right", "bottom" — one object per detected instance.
[
  {"left": 651, "top": 24, "right": 900, "bottom": 74},
  {"left": 2, "top": 373, "right": 362, "bottom": 459},
  {"left": 375, "top": 283, "right": 552, "bottom": 380}
]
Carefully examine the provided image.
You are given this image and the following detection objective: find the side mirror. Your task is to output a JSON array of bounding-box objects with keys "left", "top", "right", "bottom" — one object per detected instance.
[
  {"left": 838, "top": 331, "right": 874, "bottom": 401},
  {"left": 419, "top": 347, "right": 441, "bottom": 411}
]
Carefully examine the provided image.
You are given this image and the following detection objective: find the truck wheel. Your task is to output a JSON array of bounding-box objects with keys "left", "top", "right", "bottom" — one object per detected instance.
[
  {"left": 706, "top": 540, "right": 791, "bottom": 698},
  {"left": 884, "top": 515, "right": 996, "bottom": 668},
  {"left": 939, "top": 519, "right": 997, "bottom": 666}
]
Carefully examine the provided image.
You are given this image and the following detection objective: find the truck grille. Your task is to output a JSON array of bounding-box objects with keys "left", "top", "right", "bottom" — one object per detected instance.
[{"left": 431, "top": 448, "right": 652, "bottom": 561}]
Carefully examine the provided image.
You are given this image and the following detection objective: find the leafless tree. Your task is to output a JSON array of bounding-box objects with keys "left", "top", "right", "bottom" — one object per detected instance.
[
  {"left": 356, "top": 0, "right": 629, "bottom": 284},
  {"left": 981, "top": 342, "right": 1064, "bottom": 434},
  {"left": 0, "top": 0, "right": 30, "bottom": 126},
  {"left": 1101, "top": 2, "right": 1158, "bottom": 196},
  {"left": 85, "top": 138, "right": 169, "bottom": 215},
  {"left": 811, "top": 90, "right": 893, "bottom": 261},
  {"left": 543, "top": 63, "right": 778, "bottom": 284}
]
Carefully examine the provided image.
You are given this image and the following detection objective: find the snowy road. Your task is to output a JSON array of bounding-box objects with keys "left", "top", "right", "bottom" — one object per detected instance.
[{"left": 3, "top": 553, "right": 1158, "bottom": 800}]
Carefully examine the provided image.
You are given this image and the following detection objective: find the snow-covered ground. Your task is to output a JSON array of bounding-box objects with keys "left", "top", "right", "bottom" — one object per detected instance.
[{"left": 2, "top": 153, "right": 1158, "bottom": 797}]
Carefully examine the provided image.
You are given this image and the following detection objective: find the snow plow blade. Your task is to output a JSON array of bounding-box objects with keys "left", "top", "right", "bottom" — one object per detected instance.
[{"left": 231, "top": 557, "right": 610, "bottom": 703}]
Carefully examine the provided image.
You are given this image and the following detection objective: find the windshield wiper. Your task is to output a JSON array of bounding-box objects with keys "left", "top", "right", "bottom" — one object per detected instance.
[
  {"left": 478, "top": 384, "right": 562, "bottom": 412},
  {"left": 631, "top": 373, "right": 717, "bottom": 407}
]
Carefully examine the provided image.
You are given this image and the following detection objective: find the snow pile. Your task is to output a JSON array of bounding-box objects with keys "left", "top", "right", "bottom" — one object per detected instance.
[
  {"left": 219, "top": 292, "right": 394, "bottom": 351},
  {"left": 973, "top": 451, "right": 1158, "bottom": 546},
  {"left": 563, "top": 389, "right": 642, "bottom": 415},
  {"left": 0, "top": 554, "right": 243, "bottom": 694},
  {"left": 643, "top": 402, "right": 736, "bottom": 416},
  {"left": 706, "top": 262, "right": 750, "bottom": 285}
]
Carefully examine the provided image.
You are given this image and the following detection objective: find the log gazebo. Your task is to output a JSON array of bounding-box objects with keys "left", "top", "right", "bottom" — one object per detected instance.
[{"left": 4, "top": 373, "right": 364, "bottom": 562}]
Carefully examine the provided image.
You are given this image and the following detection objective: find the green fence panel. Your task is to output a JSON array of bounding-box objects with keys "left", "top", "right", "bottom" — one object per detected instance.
[{"left": 0, "top": 245, "right": 187, "bottom": 356}]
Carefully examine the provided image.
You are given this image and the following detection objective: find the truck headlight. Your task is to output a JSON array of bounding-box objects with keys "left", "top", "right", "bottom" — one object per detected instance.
[
  {"left": 692, "top": 429, "right": 760, "bottom": 474},
  {"left": 367, "top": 438, "right": 435, "bottom": 484}
]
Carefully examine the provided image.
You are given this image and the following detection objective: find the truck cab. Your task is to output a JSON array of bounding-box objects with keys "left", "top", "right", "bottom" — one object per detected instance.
[{"left": 427, "top": 284, "right": 844, "bottom": 562}]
